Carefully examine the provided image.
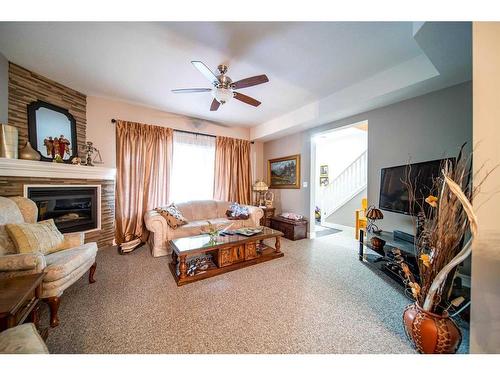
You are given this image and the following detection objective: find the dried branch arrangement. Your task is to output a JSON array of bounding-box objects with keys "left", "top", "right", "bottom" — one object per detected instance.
[{"left": 397, "top": 144, "right": 497, "bottom": 314}]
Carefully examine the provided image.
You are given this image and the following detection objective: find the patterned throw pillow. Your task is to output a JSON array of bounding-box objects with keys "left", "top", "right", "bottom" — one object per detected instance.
[
  {"left": 155, "top": 204, "right": 188, "bottom": 229},
  {"left": 226, "top": 202, "right": 250, "bottom": 220},
  {"left": 5, "top": 219, "right": 65, "bottom": 255}
]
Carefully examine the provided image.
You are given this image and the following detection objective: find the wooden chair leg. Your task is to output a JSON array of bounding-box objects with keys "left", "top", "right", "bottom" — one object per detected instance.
[
  {"left": 45, "top": 297, "right": 61, "bottom": 328},
  {"left": 89, "top": 261, "right": 97, "bottom": 284}
]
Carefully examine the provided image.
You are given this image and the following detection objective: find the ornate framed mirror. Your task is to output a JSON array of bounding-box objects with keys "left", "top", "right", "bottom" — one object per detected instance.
[{"left": 27, "top": 100, "right": 77, "bottom": 163}]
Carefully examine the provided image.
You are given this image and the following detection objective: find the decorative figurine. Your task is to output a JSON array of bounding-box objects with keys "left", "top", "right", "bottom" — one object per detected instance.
[
  {"left": 43, "top": 135, "right": 71, "bottom": 160},
  {"left": 80, "top": 141, "right": 103, "bottom": 166},
  {"left": 71, "top": 156, "right": 82, "bottom": 165},
  {"left": 53, "top": 154, "right": 64, "bottom": 163},
  {"left": 43, "top": 136, "right": 54, "bottom": 156},
  {"left": 58, "top": 134, "right": 71, "bottom": 157},
  {"left": 53, "top": 137, "right": 61, "bottom": 157}
]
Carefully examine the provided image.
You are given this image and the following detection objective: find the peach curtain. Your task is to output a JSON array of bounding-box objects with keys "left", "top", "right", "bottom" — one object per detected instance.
[
  {"left": 115, "top": 120, "right": 173, "bottom": 245},
  {"left": 213, "top": 136, "right": 252, "bottom": 204}
]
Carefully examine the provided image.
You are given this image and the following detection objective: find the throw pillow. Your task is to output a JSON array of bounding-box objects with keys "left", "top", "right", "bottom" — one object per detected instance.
[
  {"left": 5, "top": 219, "right": 65, "bottom": 255},
  {"left": 155, "top": 204, "right": 188, "bottom": 229},
  {"left": 226, "top": 203, "right": 250, "bottom": 220},
  {"left": 280, "top": 212, "right": 304, "bottom": 221}
]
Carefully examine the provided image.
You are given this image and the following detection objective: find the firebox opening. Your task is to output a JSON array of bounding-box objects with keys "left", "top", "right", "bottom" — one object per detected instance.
[{"left": 25, "top": 185, "right": 100, "bottom": 233}]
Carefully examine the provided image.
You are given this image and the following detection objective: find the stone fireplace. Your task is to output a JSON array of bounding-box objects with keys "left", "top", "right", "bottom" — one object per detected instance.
[
  {"left": 0, "top": 63, "right": 116, "bottom": 247},
  {"left": 0, "top": 158, "right": 115, "bottom": 247}
]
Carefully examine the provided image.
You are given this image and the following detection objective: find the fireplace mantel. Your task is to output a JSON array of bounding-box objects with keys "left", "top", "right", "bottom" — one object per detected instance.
[{"left": 0, "top": 158, "right": 116, "bottom": 180}]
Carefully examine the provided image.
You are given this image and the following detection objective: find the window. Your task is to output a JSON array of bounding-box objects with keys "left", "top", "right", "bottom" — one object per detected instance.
[{"left": 170, "top": 131, "right": 216, "bottom": 203}]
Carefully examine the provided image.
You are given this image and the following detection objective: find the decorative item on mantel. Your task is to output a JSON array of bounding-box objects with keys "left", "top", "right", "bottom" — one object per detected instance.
[
  {"left": 52, "top": 154, "right": 64, "bottom": 163},
  {"left": 365, "top": 206, "right": 383, "bottom": 234},
  {"left": 27, "top": 100, "right": 77, "bottom": 163},
  {"left": 80, "top": 141, "right": 103, "bottom": 166},
  {"left": 19, "top": 141, "right": 41, "bottom": 161},
  {"left": 397, "top": 144, "right": 498, "bottom": 354},
  {"left": 71, "top": 156, "right": 82, "bottom": 165},
  {"left": 0, "top": 124, "right": 18, "bottom": 159}
]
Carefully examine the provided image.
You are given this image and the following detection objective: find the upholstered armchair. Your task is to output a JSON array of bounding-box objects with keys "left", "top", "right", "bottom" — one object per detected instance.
[{"left": 0, "top": 196, "right": 98, "bottom": 327}]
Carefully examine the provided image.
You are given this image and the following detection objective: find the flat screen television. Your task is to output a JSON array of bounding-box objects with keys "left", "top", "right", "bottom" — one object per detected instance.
[{"left": 379, "top": 158, "right": 453, "bottom": 215}]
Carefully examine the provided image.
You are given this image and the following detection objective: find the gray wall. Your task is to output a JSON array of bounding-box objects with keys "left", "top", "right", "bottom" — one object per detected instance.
[
  {"left": 263, "top": 81, "right": 472, "bottom": 235},
  {"left": 263, "top": 131, "right": 310, "bottom": 217},
  {"left": 325, "top": 188, "right": 367, "bottom": 227},
  {"left": 0, "top": 53, "right": 7, "bottom": 124}
]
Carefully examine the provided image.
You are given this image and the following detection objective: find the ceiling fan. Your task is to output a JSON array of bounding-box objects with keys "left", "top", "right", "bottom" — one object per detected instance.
[{"left": 172, "top": 61, "right": 269, "bottom": 111}]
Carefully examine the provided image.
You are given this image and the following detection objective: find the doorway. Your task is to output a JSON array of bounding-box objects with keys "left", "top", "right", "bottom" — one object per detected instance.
[{"left": 310, "top": 121, "right": 368, "bottom": 238}]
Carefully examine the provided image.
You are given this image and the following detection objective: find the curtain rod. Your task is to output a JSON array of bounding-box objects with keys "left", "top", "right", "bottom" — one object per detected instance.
[{"left": 111, "top": 118, "right": 254, "bottom": 144}]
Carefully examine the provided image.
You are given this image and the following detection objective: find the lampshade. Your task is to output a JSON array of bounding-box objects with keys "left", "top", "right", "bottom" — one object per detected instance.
[
  {"left": 253, "top": 180, "right": 269, "bottom": 192},
  {"left": 366, "top": 207, "right": 384, "bottom": 220}
]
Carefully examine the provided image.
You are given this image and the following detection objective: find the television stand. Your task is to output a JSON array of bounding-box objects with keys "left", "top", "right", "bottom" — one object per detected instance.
[
  {"left": 357, "top": 229, "right": 471, "bottom": 321},
  {"left": 358, "top": 229, "right": 419, "bottom": 287}
]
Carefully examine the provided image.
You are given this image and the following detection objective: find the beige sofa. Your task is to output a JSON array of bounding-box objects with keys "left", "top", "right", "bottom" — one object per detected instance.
[
  {"left": 0, "top": 196, "right": 97, "bottom": 327},
  {"left": 144, "top": 200, "right": 263, "bottom": 257}
]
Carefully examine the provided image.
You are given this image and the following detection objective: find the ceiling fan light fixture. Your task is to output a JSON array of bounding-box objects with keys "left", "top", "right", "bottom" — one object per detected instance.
[
  {"left": 212, "top": 87, "right": 233, "bottom": 104},
  {"left": 175, "top": 61, "right": 268, "bottom": 111}
]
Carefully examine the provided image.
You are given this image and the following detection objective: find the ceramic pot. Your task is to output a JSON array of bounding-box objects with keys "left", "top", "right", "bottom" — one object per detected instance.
[
  {"left": 19, "top": 141, "right": 41, "bottom": 161},
  {"left": 403, "top": 302, "right": 462, "bottom": 354},
  {"left": 370, "top": 236, "right": 386, "bottom": 251}
]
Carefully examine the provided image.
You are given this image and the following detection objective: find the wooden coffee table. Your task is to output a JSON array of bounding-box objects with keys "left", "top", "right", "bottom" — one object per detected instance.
[{"left": 169, "top": 227, "right": 284, "bottom": 286}]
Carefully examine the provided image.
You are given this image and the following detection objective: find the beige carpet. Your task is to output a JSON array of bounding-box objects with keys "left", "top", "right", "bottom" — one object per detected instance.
[{"left": 41, "top": 233, "right": 468, "bottom": 353}]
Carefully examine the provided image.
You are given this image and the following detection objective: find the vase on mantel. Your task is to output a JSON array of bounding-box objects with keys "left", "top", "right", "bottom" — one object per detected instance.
[
  {"left": 19, "top": 141, "right": 41, "bottom": 161},
  {"left": 0, "top": 124, "right": 18, "bottom": 159}
]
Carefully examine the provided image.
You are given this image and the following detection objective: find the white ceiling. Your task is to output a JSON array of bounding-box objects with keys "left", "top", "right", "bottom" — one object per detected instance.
[{"left": 0, "top": 22, "right": 471, "bottom": 139}]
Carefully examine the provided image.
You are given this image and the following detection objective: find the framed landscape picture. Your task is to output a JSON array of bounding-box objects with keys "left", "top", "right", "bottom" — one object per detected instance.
[{"left": 268, "top": 154, "right": 301, "bottom": 189}]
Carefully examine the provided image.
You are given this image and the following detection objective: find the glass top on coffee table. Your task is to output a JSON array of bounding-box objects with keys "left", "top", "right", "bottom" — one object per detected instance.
[{"left": 170, "top": 227, "right": 283, "bottom": 255}]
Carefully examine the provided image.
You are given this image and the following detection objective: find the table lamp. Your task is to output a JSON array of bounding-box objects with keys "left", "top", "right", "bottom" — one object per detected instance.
[
  {"left": 253, "top": 180, "right": 268, "bottom": 206},
  {"left": 366, "top": 206, "right": 384, "bottom": 234}
]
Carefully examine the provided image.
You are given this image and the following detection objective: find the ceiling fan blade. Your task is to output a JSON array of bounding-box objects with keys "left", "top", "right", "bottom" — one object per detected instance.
[
  {"left": 210, "top": 98, "right": 220, "bottom": 111},
  {"left": 232, "top": 74, "right": 269, "bottom": 89},
  {"left": 191, "top": 61, "right": 220, "bottom": 86},
  {"left": 233, "top": 92, "right": 261, "bottom": 107},
  {"left": 171, "top": 88, "right": 212, "bottom": 93}
]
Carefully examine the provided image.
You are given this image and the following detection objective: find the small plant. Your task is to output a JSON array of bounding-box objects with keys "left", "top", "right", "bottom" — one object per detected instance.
[
  {"left": 205, "top": 221, "right": 222, "bottom": 238},
  {"left": 315, "top": 206, "right": 321, "bottom": 221},
  {"left": 204, "top": 221, "right": 233, "bottom": 241}
]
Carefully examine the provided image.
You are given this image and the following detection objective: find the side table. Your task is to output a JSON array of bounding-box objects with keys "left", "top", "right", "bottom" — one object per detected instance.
[
  {"left": 259, "top": 207, "right": 276, "bottom": 227},
  {"left": 0, "top": 273, "right": 46, "bottom": 338}
]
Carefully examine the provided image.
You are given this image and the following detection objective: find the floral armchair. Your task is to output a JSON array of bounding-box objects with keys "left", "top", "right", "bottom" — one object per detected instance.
[{"left": 0, "top": 196, "right": 98, "bottom": 327}]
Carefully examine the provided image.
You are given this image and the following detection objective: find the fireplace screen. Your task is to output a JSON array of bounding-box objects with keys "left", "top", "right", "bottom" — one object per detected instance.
[{"left": 26, "top": 186, "right": 98, "bottom": 233}]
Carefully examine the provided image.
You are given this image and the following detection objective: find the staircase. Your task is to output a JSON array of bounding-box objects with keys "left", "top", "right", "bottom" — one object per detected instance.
[{"left": 318, "top": 150, "right": 367, "bottom": 221}]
